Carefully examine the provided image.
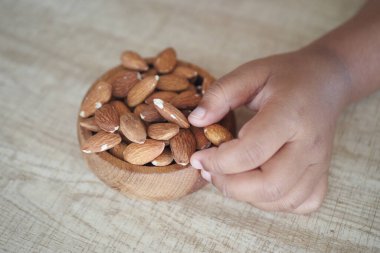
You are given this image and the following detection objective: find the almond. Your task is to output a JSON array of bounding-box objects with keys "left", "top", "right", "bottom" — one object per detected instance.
[
  {"left": 154, "top": 47, "right": 177, "bottom": 74},
  {"left": 121, "top": 51, "right": 148, "bottom": 71},
  {"left": 80, "top": 81, "right": 112, "bottom": 118},
  {"left": 134, "top": 103, "right": 150, "bottom": 116},
  {"left": 79, "top": 117, "right": 101, "bottom": 132},
  {"left": 152, "top": 149, "right": 173, "bottom": 166},
  {"left": 109, "top": 100, "right": 130, "bottom": 116},
  {"left": 140, "top": 104, "right": 165, "bottom": 122},
  {"left": 127, "top": 75, "right": 159, "bottom": 107},
  {"left": 191, "top": 126, "right": 211, "bottom": 150},
  {"left": 153, "top": 98, "right": 190, "bottom": 128},
  {"left": 142, "top": 68, "right": 157, "bottom": 78},
  {"left": 204, "top": 124, "right": 233, "bottom": 146},
  {"left": 109, "top": 142, "right": 128, "bottom": 160},
  {"left": 145, "top": 91, "right": 177, "bottom": 104},
  {"left": 123, "top": 139, "right": 165, "bottom": 165},
  {"left": 202, "top": 76, "right": 215, "bottom": 95},
  {"left": 148, "top": 123, "right": 180, "bottom": 140},
  {"left": 119, "top": 112, "right": 146, "bottom": 144},
  {"left": 108, "top": 70, "right": 140, "bottom": 98},
  {"left": 94, "top": 104, "right": 120, "bottom": 132},
  {"left": 169, "top": 129, "right": 196, "bottom": 165},
  {"left": 156, "top": 74, "right": 190, "bottom": 91},
  {"left": 81, "top": 131, "right": 121, "bottom": 153},
  {"left": 173, "top": 66, "right": 198, "bottom": 79},
  {"left": 170, "top": 90, "right": 201, "bottom": 109}
]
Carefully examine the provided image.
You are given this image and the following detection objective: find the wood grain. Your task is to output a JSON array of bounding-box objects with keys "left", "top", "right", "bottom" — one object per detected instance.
[{"left": 1, "top": 0, "right": 379, "bottom": 252}]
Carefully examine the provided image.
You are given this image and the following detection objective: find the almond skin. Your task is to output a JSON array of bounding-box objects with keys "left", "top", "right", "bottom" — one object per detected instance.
[
  {"left": 151, "top": 149, "right": 173, "bottom": 166},
  {"left": 109, "top": 142, "right": 128, "bottom": 160},
  {"left": 94, "top": 104, "right": 120, "bottom": 133},
  {"left": 108, "top": 70, "right": 140, "bottom": 98},
  {"left": 121, "top": 51, "right": 148, "bottom": 71},
  {"left": 81, "top": 131, "right": 121, "bottom": 153},
  {"left": 154, "top": 47, "right": 177, "bottom": 74},
  {"left": 141, "top": 68, "right": 157, "bottom": 78},
  {"left": 191, "top": 126, "right": 211, "bottom": 150},
  {"left": 109, "top": 100, "right": 130, "bottom": 116},
  {"left": 148, "top": 123, "right": 180, "bottom": 140},
  {"left": 123, "top": 139, "right": 165, "bottom": 165},
  {"left": 119, "top": 112, "right": 147, "bottom": 144},
  {"left": 145, "top": 91, "right": 177, "bottom": 104},
  {"left": 169, "top": 129, "right": 196, "bottom": 166},
  {"left": 170, "top": 90, "right": 201, "bottom": 109},
  {"left": 133, "top": 103, "right": 150, "bottom": 116},
  {"left": 127, "top": 75, "right": 159, "bottom": 107},
  {"left": 140, "top": 104, "right": 165, "bottom": 122},
  {"left": 156, "top": 74, "right": 190, "bottom": 91},
  {"left": 79, "top": 117, "right": 101, "bottom": 132},
  {"left": 153, "top": 98, "right": 190, "bottom": 128},
  {"left": 80, "top": 81, "right": 112, "bottom": 118},
  {"left": 173, "top": 66, "right": 198, "bottom": 79},
  {"left": 204, "top": 124, "right": 233, "bottom": 146}
]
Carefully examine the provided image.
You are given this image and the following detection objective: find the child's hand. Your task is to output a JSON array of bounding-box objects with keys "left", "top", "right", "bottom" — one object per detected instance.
[{"left": 189, "top": 47, "right": 351, "bottom": 214}]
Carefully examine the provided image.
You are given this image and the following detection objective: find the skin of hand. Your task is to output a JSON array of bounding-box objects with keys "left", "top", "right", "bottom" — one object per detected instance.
[{"left": 188, "top": 0, "right": 380, "bottom": 214}]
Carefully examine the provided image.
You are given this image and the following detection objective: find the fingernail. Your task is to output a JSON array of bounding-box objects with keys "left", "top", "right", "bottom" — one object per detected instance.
[
  {"left": 190, "top": 159, "right": 203, "bottom": 170},
  {"left": 189, "top": 106, "right": 206, "bottom": 119},
  {"left": 201, "top": 170, "right": 212, "bottom": 183}
]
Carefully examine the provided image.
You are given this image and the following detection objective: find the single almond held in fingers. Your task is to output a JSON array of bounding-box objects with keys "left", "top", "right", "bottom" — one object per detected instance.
[
  {"left": 121, "top": 51, "right": 148, "bottom": 71},
  {"left": 94, "top": 104, "right": 120, "bottom": 133},
  {"left": 123, "top": 139, "right": 165, "bottom": 165},
  {"left": 154, "top": 47, "right": 177, "bottom": 74},
  {"left": 152, "top": 149, "right": 173, "bottom": 166},
  {"left": 156, "top": 74, "right": 190, "bottom": 91},
  {"left": 109, "top": 142, "right": 128, "bottom": 160},
  {"left": 153, "top": 98, "right": 190, "bottom": 128},
  {"left": 204, "top": 124, "right": 233, "bottom": 146},
  {"left": 148, "top": 123, "right": 180, "bottom": 140},
  {"left": 109, "top": 100, "right": 130, "bottom": 116},
  {"left": 79, "top": 117, "right": 101, "bottom": 132},
  {"left": 81, "top": 131, "right": 121, "bottom": 153},
  {"left": 191, "top": 126, "right": 211, "bottom": 150},
  {"left": 170, "top": 90, "right": 201, "bottom": 109},
  {"left": 119, "top": 112, "right": 147, "bottom": 144},
  {"left": 145, "top": 91, "right": 177, "bottom": 104},
  {"left": 108, "top": 70, "right": 140, "bottom": 98},
  {"left": 127, "top": 75, "right": 159, "bottom": 107},
  {"left": 80, "top": 81, "right": 112, "bottom": 118},
  {"left": 173, "top": 66, "right": 198, "bottom": 79},
  {"left": 169, "top": 129, "right": 196, "bottom": 166},
  {"left": 140, "top": 104, "right": 165, "bottom": 122}
]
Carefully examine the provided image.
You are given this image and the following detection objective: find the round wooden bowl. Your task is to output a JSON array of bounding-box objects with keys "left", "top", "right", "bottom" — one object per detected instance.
[{"left": 77, "top": 59, "right": 236, "bottom": 201}]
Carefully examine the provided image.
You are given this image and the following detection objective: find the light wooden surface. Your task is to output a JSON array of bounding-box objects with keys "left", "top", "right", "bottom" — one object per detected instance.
[{"left": 0, "top": 0, "right": 379, "bottom": 252}]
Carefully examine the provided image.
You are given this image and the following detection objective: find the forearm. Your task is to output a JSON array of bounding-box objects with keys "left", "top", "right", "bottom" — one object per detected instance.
[{"left": 308, "top": 0, "right": 380, "bottom": 104}]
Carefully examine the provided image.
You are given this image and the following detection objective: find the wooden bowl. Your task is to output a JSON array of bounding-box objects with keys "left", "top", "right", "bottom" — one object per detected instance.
[{"left": 77, "top": 60, "right": 236, "bottom": 201}]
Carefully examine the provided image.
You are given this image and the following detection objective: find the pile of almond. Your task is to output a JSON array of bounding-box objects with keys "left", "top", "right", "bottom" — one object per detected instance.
[{"left": 79, "top": 48, "right": 233, "bottom": 167}]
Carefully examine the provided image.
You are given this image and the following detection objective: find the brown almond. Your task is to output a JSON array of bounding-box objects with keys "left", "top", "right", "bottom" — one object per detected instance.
[
  {"left": 140, "top": 104, "right": 165, "bottom": 122},
  {"left": 141, "top": 68, "right": 157, "bottom": 78},
  {"left": 127, "top": 75, "right": 159, "bottom": 107},
  {"left": 108, "top": 70, "right": 140, "bottom": 98},
  {"left": 173, "top": 66, "right": 198, "bottom": 79},
  {"left": 134, "top": 103, "right": 150, "bottom": 116},
  {"left": 81, "top": 131, "right": 121, "bottom": 153},
  {"left": 109, "top": 142, "right": 128, "bottom": 160},
  {"left": 170, "top": 90, "right": 201, "bottom": 109},
  {"left": 109, "top": 100, "right": 130, "bottom": 116},
  {"left": 147, "top": 123, "right": 180, "bottom": 140},
  {"left": 80, "top": 81, "right": 112, "bottom": 118},
  {"left": 79, "top": 117, "right": 101, "bottom": 132},
  {"left": 204, "top": 124, "right": 233, "bottom": 146},
  {"left": 202, "top": 76, "right": 215, "bottom": 95},
  {"left": 151, "top": 149, "right": 173, "bottom": 166},
  {"left": 123, "top": 139, "right": 165, "bottom": 165},
  {"left": 121, "top": 51, "right": 148, "bottom": 71},
  {"left": 145, "top": 91, "right": 177, "bottom": 104},
  {"left": 191, "top": 126, "right": 211, "bottom": 150},
  {"left": 119, "top": 112, "right": 146, "bottom": 144},
  {"left": 154, "top": 47, "right": 177, "bottom": 74},
  {"left": 153, "top": 99, "right": 190, "bottom": 128},
  {"left": 156, "top": 74, "right": 190, "bottom": 91},
  {"left": 169, "top": 129, "right": 196, "bottom": 166},
  {"left": 94, "top": 104, "right": 120, "bottom": 133}
]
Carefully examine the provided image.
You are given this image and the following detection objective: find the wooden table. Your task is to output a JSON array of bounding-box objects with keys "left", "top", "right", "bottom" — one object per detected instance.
[{"left": 1, "top": 0, "right": 379, "bottom": 252}]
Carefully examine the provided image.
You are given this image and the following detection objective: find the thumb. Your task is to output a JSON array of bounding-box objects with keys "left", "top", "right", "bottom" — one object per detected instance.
[{"left": 189, "top": 60, "right": 270, "bottom": 127}]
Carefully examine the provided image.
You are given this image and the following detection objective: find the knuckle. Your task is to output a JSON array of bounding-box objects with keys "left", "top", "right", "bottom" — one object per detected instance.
[
  {"left": 244, "top": 142, "right": 265, "bottom": 166},
  {"left": 262, "top": 181, "right": 285, "bottom": 201},
  {"left": 206, "top": 80, "right": 229, "bottom": 104},
  {"left": 209, "top": 157, "right": 225, "bottom": 174}
]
